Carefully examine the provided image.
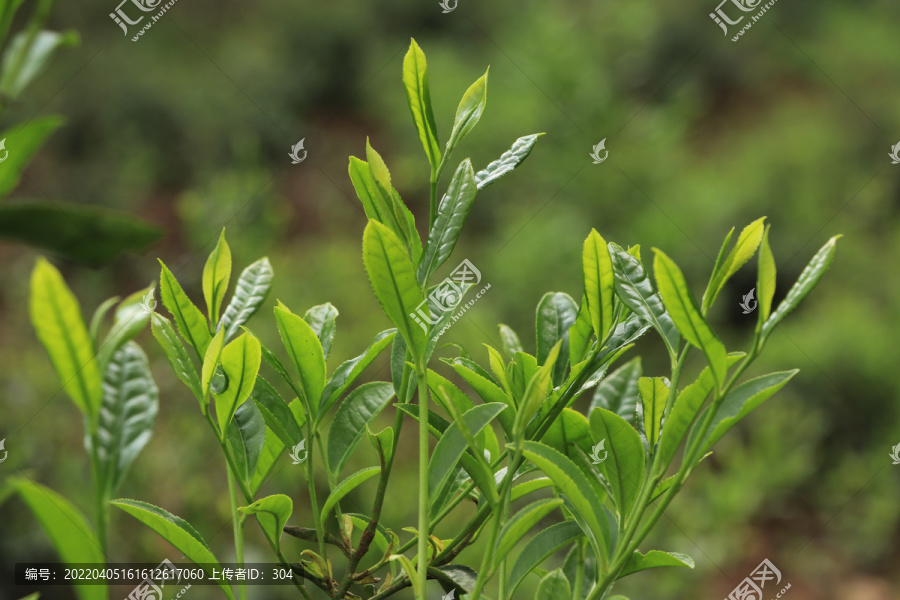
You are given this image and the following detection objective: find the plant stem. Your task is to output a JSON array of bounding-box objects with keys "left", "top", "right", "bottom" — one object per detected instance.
[
  {"left": 415, "top": 364, "right": 430, "bottom": 600},
  {"left": 88, "top": 434, "right": 108, "bottom": 560},
  {"left": 468, "top": 512, "right": 500, "bottom": 600},
  {"left": 226, "top": 465, "right": 248, "bottom": 600},
  {"left": 306, "top": 419, "right": 327, "bottom": 562}
]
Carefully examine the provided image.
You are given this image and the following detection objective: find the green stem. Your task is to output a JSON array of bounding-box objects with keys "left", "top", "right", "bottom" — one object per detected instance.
[
  {"left": 88, "top": 432, "right": 108, "bottom": 560},
  {"left": 305, "top": 420, "right": 327, "bottom": 562},
  {"left": 226, "top": 465, "right": 248, "bottom": 600},
  {"left": 415, "top": 364, "right": 430, "bottom": 600},
  {"left": 573, "top": 538, "right": 585, "bottom": 600},
  {"left": 468, "top": 512, "right": 500, "bottom": 600}
]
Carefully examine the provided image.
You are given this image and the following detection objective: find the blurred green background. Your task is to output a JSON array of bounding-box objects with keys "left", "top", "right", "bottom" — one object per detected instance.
[{"left": 2, "top": 0, "right": 899, "bottom": 598}]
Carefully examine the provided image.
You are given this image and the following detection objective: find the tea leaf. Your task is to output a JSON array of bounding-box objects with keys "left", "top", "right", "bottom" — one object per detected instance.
[
  {"left": 239, "top": 494, "right": 292, "bottom": 554},
  {"left": 202, "top": 230, "right": 231, "bottom": 325},
  {"left": 363, "top": 220, "right": 427, "bottom": 357},
  {"left": 111, "top": 499, "right": 234, "bottom": 600},
  {"left": 91, "top": 342, "right": 158, "bottom": 498},
  {"left": 475, "top": 133, "right": 542, "bottom": 190},
  {"left": 653, "top": 250, "right": 727, "bottom": 387},
  {"left": 535, "top": 569, "right": 571, "bottom": 600},
  {"left": 320, "top": 466, "right": 381, "bottom": 524},
  {"left": 417, "top": 159, "right": 478, "bottom": 284},
  {"left": 151, "top": 313, "right": 202, "bottom": 402},
  {"left": 589, "top": 406, "right": 645, "bottom": 519},
  {"left": 159, "top": 260, "right": 212, "bottom": 359},
  {"left": 618, "top": 550, "right": 694, "bottom": 578},
  {"left": 756, "top": 225, "right": 776, "bottom": 324},
  {"left": 589, "top": 357, "right": 642, "bottom": 425},
  {"left": 638, "top": 377, "right": 668, "bottom": 450},
  {"left": 274, "top": 305, "right": 326, "bottom": 416},
  {"left": 11, "top": 478, "right": 106, "bottom": 600},
  {"left": 96, "top": 285, "right": 154, "bottom": 373},
  {"left": 218, "top": 257, "right": 273, "bottom": 343},
  {"left": 507, "top": 521, "right": 582, "bottom": 596},
  {"left": 402, "top": 39, "right": 441, "bottom": 171},
  {"left": 446, "top": 69, "right": 488, "bottom": 158},
  {"left": 320, "top": 329, "right": 396, "bottom": 415},
  {"left": 583, "top": 230, "right": 615, "bottom": 342},
  {"left": 327, "top": 382, "right": 395, "bottom": 477},
  {"left": 226, "top": 400, "right": 266, "bottom": 486},
  {"left": 536, "top": 292, "right": 578, "bottom": 386},
  {"left": 303, "top": 303, "right": 339, "bottom": 361},
  {"left": 495, "top": 498, "right": 563, "bottom": 563},
  {"left": 701, "top": 218, "right": 766, "bottom": 313},
  {"left": 30, "top": 258, "right": 102, "bottom": 421},
  {"left": 608, "top": 243, "right": 679, "bottom": 358},
  {"left": 214, "top": 333, "right": 262, "bottom": 433},
  {"left": 761, "top": 235, "right": 841, "bottom": 342}
]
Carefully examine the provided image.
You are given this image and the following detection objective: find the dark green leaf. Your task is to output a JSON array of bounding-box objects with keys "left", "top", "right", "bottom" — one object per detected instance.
[
  {"left": 218, "top": 257, "right": 273, "bottom": 342},
  {"left": 428, "top": 403, "right": 506, "bottom": 497},
  {"left": 543, "top": 408, "right": 592, "bottom": 458},
  {"left": 507, "top": 521, "right": 583, "bottom": 596},
  {"left": 251, "top": 376, "right": 305, "bottom": 448},
  {"left": 0, "top": 116, "right": 62, "bottom": 196},
  {"left": 250, "top": 429, "right": 286, "bottom": 496},
  {"left": 0, "top": 203, "right": 160, "bottom": 265},
  {"left": 568, "top": 297, "right": 593, "bottom": 368},
  {"left": 151, "top": 313, "right": 203, "bottom": 402},
  {"left": 321, "top": 329, "right": 395, "bottom": 414},
  {"left": 499, "top": 323, "right": 524, "bottom": 357},
  {"left": 91, "top": 342, "right": 158, "bottom": 498},
  {"left": 496, "top": 498, "right": 563, "bottom": 562},
  {"left": 535, "top": 569, "right": 571, "bottom": 600},
  {"left": 589, "top": 357, "right": 642, "bottom": 424},
  {"left": 417, "top": 159, "right": 478, "bottom": 284},
  {"left": 608, "top": 242, "right": 680, "bottom": 357},
  {"left": 226, "top": 400, "right": 266, "bottom": 486},
  {"left": 327, "top": 382, "right": 395, "bottom": 477},
  {"left": 536, "top": 292, "right": 578, "bottom": 386}
]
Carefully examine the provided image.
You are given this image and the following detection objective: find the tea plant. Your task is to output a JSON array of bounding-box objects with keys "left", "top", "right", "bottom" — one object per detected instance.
[{"left": 14, "top": 39, "right": 840, "bottom": 600}]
